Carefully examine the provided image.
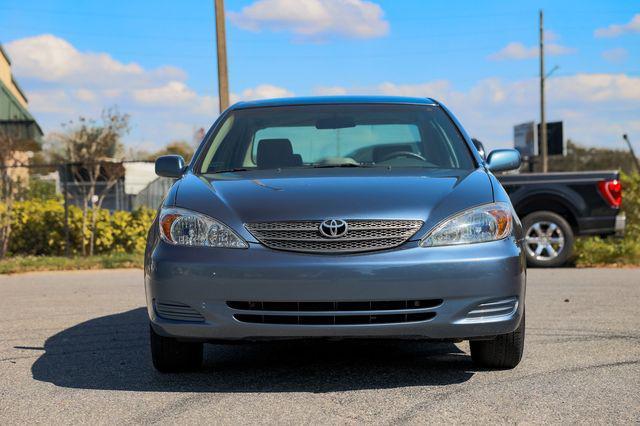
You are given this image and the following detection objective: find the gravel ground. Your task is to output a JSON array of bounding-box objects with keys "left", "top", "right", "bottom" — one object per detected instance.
[{"left": 0, "top": 268, "right": 638, "bottom": 424}]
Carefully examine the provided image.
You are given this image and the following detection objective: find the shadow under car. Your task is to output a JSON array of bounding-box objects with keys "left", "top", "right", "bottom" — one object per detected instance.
[{"left": 30, "top": 307, "right": 477, "bottom": 393}]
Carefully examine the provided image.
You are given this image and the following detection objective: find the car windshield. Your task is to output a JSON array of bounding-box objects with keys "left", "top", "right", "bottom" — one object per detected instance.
[{"left": 198, "top": 104, "right": 475, "bottom": 173}]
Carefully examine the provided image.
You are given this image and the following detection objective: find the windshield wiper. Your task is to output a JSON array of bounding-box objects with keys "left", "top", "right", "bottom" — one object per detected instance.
[
  {"left": 311, "top": 163, "right": 373, "bottom": 168},
  {"left": 211, "top": 167, "right": 250, "bottom": 173}
]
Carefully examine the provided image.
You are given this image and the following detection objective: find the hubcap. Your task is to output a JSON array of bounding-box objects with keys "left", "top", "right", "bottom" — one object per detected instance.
[{"left": 525, "top": 221, "right": 565, "bottom": 261}]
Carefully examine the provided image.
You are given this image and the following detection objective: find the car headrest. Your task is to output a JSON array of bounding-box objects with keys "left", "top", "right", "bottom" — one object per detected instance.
[{"left": 257, "top": 139, "right": 302, "bottom": 169}]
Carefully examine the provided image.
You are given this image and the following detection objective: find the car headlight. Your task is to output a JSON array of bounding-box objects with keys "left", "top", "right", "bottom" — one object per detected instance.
[
  {"left": 159, "top": 207, "right": 248, "bottom": 248},
  {"left": 420, "top": 202, "right": 513, "bottom": 247}
]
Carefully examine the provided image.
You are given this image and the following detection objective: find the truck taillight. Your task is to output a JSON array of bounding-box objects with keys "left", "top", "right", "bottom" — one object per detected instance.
[{"left": 598, "top": 179, "right": 622, "bottom": 208}]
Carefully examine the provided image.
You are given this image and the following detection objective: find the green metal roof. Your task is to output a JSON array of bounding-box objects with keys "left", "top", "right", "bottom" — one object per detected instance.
[{"left": 0, "top": 78, "right": 43, "bottom": 148}]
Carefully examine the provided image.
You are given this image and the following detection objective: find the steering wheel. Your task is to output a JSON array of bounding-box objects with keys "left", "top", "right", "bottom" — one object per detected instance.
[{"left": 379, "top": 151, "right": 427, "bottom": 162}]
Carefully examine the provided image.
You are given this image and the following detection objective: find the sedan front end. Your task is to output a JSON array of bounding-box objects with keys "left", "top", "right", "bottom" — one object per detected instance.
[{"left": 145, "top": 96, "right": 526, "bottom": 372}]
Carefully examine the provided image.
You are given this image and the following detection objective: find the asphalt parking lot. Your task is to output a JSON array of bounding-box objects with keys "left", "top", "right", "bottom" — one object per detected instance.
[{"left": 0, "top": 268, "right": 638, "bottom": 424}]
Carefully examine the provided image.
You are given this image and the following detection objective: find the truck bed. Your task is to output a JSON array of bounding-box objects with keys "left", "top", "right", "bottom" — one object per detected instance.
[{"left": 497, "top": 170, "right": 622, "bottom": 236}]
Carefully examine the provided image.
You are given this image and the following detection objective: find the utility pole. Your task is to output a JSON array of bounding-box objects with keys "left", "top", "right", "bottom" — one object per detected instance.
[
  {"left": 214, "top": 0, "right": 230, "bottom": 112},
  {"left": 539, "top": 9, "right": 548, "bottom": 173},
  {"left": 623, "top": 134, "right": 640, "bottom": 172}
]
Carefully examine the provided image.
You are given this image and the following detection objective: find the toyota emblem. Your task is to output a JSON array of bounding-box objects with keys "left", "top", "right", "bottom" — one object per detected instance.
[{"left": 319, "top": 219, "right": 348, "bottom": 238}]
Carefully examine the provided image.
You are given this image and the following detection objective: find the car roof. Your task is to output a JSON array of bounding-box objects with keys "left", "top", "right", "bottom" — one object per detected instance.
[{"left": 229, "top": 96, "right": 438, "bottom": 110}]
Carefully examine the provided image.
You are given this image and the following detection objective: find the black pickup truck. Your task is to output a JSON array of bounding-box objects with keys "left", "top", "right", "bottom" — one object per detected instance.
[{"left": 497, "top": 171, "right": 625, "bottom": 267}]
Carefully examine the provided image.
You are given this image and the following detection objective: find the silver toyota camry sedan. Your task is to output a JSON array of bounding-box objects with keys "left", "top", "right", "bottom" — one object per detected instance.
[{"left": 145, "top": 96, "right": 525, "bottom": 372}]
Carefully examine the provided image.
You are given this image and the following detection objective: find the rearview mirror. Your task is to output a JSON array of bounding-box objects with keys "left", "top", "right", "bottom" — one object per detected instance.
[
  {"left": 486, "top": 149, "right": 521, "bottom": 173},
  {"left": 315, "top": 116, "right": 356, "bottom": 129},
  {"left": 155, "top": 155, "right": 185, "bottom": 178}
]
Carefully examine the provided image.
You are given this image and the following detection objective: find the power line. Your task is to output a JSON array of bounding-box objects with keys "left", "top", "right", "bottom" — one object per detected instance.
[
  {"left": 0, "top": 6, "right": 212, "bottom": 22},
  {"left": 0, "top": 39, "right": 504, "bottom": 60},
  {"left": 0, "top": 5, "right": 635, "bottom": 21},
  {"left": 0, "top": 22, "right": 616, "bottom": 44}
]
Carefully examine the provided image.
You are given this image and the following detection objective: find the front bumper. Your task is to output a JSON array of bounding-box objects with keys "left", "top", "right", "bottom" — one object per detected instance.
[{"left": 146, "top": 238, "right": 526, "bottom": 341}]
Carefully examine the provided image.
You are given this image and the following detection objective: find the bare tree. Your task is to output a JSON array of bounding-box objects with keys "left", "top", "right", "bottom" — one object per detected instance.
[{"left": 52, "top": 108, "right": 130, "bottom": 256}]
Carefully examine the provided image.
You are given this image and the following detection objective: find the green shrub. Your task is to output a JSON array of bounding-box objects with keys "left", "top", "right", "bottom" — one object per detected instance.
[
  {"left": 110, "top": 208, "right": 156, "bottom": 254},
  {"left": 4, "top": 174, "right": 639, "bottom": 266},
  {"left": 7, "top": 200, "right": 155, "bottom": 256},
  {"left": 574, "top": 172, "right": 640, "bottom": 266}
]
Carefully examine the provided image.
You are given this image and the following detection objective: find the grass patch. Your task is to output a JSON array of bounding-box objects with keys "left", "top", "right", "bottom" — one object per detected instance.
[{"left": 0, "top": 253, "right": 143, "bottom": 274}]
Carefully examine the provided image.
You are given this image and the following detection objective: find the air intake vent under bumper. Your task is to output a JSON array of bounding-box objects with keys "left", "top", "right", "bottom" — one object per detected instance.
[
  {"left": 228, "top": 299, "right": 441, "bottom": 325},
  {"left": 154, "top": 300, "right": 205, "bottom": 322}
]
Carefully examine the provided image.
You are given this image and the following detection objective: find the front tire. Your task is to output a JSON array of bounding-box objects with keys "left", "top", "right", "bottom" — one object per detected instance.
[
  {"left": 523, "top": 211, "right": 574, "bottom": 267},
  {"left": 470, "top": 313, "right": 525, "bottom": 369},
  {"left": 150, "top": 325, "right": 203, "bottom": 373}
]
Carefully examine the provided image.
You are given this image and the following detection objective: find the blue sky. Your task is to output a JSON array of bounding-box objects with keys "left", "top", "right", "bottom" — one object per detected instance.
[{"left": 1, "top": 0, "right": 638, "bottom": 152}]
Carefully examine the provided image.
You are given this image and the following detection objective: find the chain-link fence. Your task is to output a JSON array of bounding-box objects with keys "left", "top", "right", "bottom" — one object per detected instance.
[
  {"left": 0, "top": 160, "right": 167, "bottom": 208},
  {"left": 132, "top": 176, "right": 174, "bottom": 210}
]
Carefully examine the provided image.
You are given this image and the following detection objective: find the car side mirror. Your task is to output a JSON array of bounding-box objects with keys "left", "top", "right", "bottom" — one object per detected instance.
[
  {"left": 471, "top": 138, "right": 486, "bottom": 160},
  {"left": 155, "top": 155, "right": 185, "bottom": 178},
  {"left": 486, "top": 149, "right": 521, "bottom": 172}
]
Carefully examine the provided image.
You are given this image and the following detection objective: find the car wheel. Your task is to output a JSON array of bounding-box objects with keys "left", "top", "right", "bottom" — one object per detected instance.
[
  {"left": 150, "top": 324, "right": 203, "bottom": 373},
  {"left": 522, "top": 211, "right": 574, "bottom": 267},
  {"left": 470, "top": 313, "right": 525, "bottom": 369}
]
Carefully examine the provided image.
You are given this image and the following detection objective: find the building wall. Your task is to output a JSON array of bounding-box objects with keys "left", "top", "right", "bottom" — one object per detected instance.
[
  {"left": 0, "top": 43, "right": 42, "bottom": 190},
  {"left": 0, "top": 45, "right": 28, "bottom": 110},
  {"left": 5, "top": 150, "right": 30, "bottom": 185}
]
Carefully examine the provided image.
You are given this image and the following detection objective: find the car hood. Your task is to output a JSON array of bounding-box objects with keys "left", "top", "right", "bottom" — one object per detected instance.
[{"left": 174, "top": 168, "right": 494, "bottom": 242}]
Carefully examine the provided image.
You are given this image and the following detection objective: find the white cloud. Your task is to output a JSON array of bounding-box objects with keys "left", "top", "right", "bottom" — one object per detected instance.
[
  {"left": 546, "top": 44, "right": 576, "bottom": 56},
  {"left": 191, "top": 95, "right": 218, "bottom": 116},
  {"left": 489, "top": 41, "right": 575, "bottom": 61},
  {"left": 73, "top": 89, "right": 97, "bottom": 103},
  {"left": 102, "top": 89, "right": 123, "bottom": 99},
  {"left": 320, "top": 74, "right": 640, "bottom": 150},
  {"left": 544, "top": 30, "right": 559, "bottom": 42},
  {"left": 5, "top": 34, "right": 183, "bottom": 89},
  {"left": 229, "top": 0, "right": 389, "bottom": 40},
  {"left": 236, "top": 84, "right": 294, "bottom": 100},
  {"left": 594, "top": 14, "right": 640, "bottom": 38},
  {"left": 132, "top": 81, "right": 198, "bottom": 105},
  {"left": 27, "top": 89, "right": 75, "bottom": 114},
  {"left": 489, "top": 42, "right": 537, "bottom": 60},
  {"left": 313, "top": 86, "right": 348, "bottom": 95},
  {"left": 377, "top": 80, "right": 452, "bottom": 97},
  {"left": 6, "top": 34, "right": 294, "bottom": 149},
  {"left": 548, "top": 73, "right": 640, "bottom": 103},
  {"left": 601, "top": 47, "right": 629, "bottom": 63}
]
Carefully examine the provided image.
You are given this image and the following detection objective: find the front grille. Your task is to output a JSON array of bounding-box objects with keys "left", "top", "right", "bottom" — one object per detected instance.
[
  {"left": 227, "top": 299, "right": 442, "bottom": 311},
  {"left": 234, "top": 312, "right": 435, "bottom": 325},
  {"left": 245, "top": 219, "right": 423, "bottom": 254},
  {"left": 154, "top": 300, "right": 205, "bottom": 322},
  {"left": 228, "top": 299, "right": 441, "bottom": 325}
]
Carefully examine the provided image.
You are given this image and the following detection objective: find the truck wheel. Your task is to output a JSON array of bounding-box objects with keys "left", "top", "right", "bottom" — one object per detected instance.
[
  {"left": 150, "top": 325, "right": 203, "bottom": 373},
  {"left": 470, "top": 313, "right": 525, "bottom": 369},
  {"left": 522, "top": 211, "right": 574, "bottom": 267}
]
